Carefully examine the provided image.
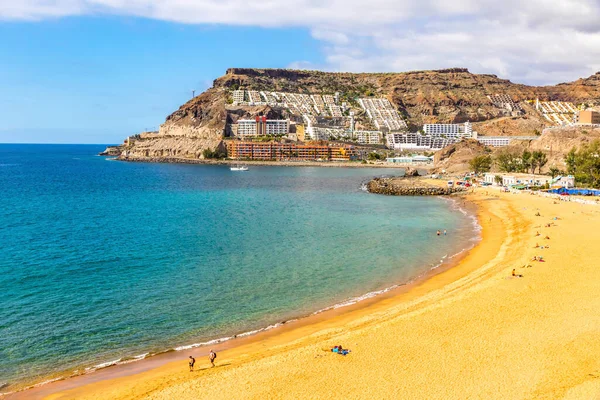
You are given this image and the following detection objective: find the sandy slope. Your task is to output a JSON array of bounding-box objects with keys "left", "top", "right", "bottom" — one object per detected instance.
[{"left": 44, "top": 189, "right": 600, "bottom": 400}]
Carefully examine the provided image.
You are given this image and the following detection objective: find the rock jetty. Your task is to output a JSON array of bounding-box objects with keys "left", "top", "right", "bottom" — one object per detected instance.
[{"left": 367, "top": 177, "right": 466, "bottom": 196}]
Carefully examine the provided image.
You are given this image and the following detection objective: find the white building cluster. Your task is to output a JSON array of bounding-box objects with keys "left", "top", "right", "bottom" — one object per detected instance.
[
  {"left": 535, "top": 99, "right": 578, "bottom": 125},
  {"left": 232, "top": 89, "right": 346, "bottom": 119},
  {"left": 488, "top": 94, "right": 523, "bottom": 114},
  {"left": 358, "top": 98, "right": 407, "bottom": 131}
]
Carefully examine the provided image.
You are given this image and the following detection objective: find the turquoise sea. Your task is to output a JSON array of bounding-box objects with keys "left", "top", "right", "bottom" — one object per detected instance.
[{"left": 0, "top": 144, "right": 478, "bottom": 391}]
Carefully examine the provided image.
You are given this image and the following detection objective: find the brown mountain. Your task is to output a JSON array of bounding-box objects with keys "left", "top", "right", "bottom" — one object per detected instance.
[{"left": 115, "top": 68, "right": 600, "bottom": 161}]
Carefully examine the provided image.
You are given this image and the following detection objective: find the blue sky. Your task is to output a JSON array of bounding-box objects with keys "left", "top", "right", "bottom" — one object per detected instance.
[
  {"left": 1, "top": 0, "right": 600, "bottom": 144},
  {"left": 0, "top": 18, "right": 321, "bottom": 144}
]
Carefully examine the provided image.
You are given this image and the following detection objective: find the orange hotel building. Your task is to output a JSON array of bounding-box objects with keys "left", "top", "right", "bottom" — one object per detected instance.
[{"left": 226, "top": 141, "right": 361, "bottom": 161}]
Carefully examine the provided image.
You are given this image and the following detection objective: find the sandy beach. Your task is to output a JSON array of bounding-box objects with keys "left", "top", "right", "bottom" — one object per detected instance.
[{"left": 14, "top": 187, "right": 600, "bottom": 400}]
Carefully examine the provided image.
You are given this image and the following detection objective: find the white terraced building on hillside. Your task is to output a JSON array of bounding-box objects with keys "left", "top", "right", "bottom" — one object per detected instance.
[
  {"left": 423, "top": 122, "right": 473, "bottom": 139},
  {"left": 488, "top": 94, "right": 523, "bottom": 114},
  {"left": 535, "top": 99, "right": 578, "bottom": 125},
  {"left": 358, "top": 98, "right": 407, "bottom": 131},
  {"left": 247, "top": 90, "right": 264, "bottom": 106}
]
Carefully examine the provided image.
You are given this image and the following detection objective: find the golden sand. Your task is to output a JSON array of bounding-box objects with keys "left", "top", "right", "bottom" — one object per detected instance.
[{"left": 42, "top": 189, "right": 600, "bottom": 400}]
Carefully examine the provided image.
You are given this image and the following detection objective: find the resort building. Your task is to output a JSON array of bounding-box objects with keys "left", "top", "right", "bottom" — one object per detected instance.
[
  {"left": 577, "top": 110, "right": 600, "bottom": 125},
  {"left": 476, "top": 136, "right": 539, "bottom": 147},
  {"left": 386, "top": 133, "right": 456, "bottom": 151},
  {"left": 226, "top": 141, "right": 360, "bottom": 161},
  {"left": 483, "top": 173, "right": 574, "bottom": 188},
  {"left": 386, "top": 155, "right": 434, "bottom": 164},
  {"left": 237, "top": 118, "right": 290, "bottom": 137},
  {"left": 232, "top": 90, "right": 246, "bottom": 104},
  {"left": 355, "top": 130, "right": 383, "bottom": 145},
  {"left": 423, "top": 122, "right": 473, "bottom": 139}
]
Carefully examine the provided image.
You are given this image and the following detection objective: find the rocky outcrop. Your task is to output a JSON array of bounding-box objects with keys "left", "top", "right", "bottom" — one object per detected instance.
[
  {"left": 433, "top": 140, "right": 490, "bottom": 174},
  {"left": 367, "top": 177, "right": 466, "bottom": 196},
  {"left": 99, "top": 146, "right": 122, "bottom": 156}
]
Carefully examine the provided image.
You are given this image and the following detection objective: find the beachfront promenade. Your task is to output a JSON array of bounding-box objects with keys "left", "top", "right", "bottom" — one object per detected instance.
[{"left": 26, "top": 188, "right": 600, "bottom": 400}]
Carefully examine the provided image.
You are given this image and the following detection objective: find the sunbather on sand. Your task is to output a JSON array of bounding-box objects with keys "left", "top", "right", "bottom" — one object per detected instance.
[
  {"left": 512, "top": 269, "right": 523, "bottom": 278},
  {"left": 331, "top": 345, "right": 351, "bottom": 355}
]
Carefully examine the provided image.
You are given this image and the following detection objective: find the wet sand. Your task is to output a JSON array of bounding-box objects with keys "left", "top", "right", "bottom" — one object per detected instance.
[{"left": 11, "top": 188, "right": 600, "bottom": 399}]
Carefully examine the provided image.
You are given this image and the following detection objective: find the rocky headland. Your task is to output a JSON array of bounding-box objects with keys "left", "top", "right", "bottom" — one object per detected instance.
[
  {"left": 367, "top": 176, "right": 467, "bottom": 196},
  {"left": 106, "top": 68, "right": 600, "bottom": 166}
]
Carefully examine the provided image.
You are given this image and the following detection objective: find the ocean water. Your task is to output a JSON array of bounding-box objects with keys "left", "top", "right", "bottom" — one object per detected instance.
[{"left": 0, "top": 144, "right": 477, "bottom": 390}]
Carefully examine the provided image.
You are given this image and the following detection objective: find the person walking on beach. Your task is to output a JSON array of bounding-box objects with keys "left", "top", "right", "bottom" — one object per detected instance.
[
  {"left": 437, "top": 230, "right": 441, "bottom": 236},
  {"left": 443, "top": 229, "right": 447, "bottom": 236},
  {"left": 209, "top": 350, "right": 217, "bottom": 367},
  {"left": 189, "top": 356, "right": 195, "bottom": 372}
]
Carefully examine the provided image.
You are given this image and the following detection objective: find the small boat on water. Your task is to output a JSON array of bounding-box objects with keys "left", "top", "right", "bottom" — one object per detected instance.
[{"left": 230, "top": 165, "right": 249, "bottom": 171}]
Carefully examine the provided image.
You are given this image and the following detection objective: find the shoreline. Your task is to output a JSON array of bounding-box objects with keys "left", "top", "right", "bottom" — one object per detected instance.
[
  {"left": 4, "top": 194, "right": 481, "bottom": 399},
  {"left": 12, "top": 188, "right": 600, "bottom": 399},
  {"left": 114, "top": 156, "right": 431, "bottom": 169}
]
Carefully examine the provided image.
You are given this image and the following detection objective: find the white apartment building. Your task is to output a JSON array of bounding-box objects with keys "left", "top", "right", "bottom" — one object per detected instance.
[
  {"left": 355, "top": 130, "right": 383, "bottom": 145},
  {"left": 476, "top": 136, "right": 540, "bottom": 147},
  {"left": 237, "top": 119, "right": 290, "bottom": 137},
  {"left": 477, "top": 137, "right": 511, "bottom": 147},
  {"left": 232, "top": 90, "right": 246, "bottom": 104},
  {"left": 483, "top": 173, "right": 574, "bottom": 188},
  {"left": 386, "top": 133, "right": 456, "bottom": 151},
  {"left": 423, "top": 122, "right": 473, "bottom": 139}
]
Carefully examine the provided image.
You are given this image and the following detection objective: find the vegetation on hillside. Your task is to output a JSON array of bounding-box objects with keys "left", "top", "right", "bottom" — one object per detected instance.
[
  {"left": 565, "top": 140, "right": 600, "bottom": 188},
  {"left": 469, "top": 155, "right": 492, "bottom": 173},
  {"left": 495, "top": 150, "right": 548, "bottom": 174}
]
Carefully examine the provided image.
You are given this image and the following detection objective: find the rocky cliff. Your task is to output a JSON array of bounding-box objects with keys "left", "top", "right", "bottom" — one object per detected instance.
[{"left": 116, "top": 68, "right": 600, "bottom": 161}]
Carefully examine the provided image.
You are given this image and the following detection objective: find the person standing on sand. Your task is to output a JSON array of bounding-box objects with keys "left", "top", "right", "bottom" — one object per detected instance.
[
  {"left": 189, "top": 356, "right": 195, "bottom": 372},
  {"left": 444, "top": 230, "right": 447, "bottom": 236},
  {"left": 437, "top": 230, "right": 441, "bottom": 236},
  {"left": 209, "top": 350, "right": 217, "bottom": 367}
]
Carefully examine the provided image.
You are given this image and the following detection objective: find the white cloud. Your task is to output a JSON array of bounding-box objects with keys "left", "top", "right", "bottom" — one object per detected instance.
[{"left": 2, "top": 0, "right": 600, "bottom": 84}]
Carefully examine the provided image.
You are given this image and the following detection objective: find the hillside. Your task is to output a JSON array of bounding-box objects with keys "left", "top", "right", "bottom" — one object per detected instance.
[{"left": 115, "top": 68, "right": 600, "bottom": 161}]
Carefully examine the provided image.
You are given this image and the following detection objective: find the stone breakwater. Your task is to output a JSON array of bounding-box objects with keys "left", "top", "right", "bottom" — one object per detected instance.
[{"left": 367, "top": 177, "right": 467, "bottom": 196}]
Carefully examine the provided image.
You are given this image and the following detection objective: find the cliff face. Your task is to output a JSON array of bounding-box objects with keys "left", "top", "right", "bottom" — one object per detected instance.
[{"left": 118, "top": 68, "right": 600, "bottom": 161}]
